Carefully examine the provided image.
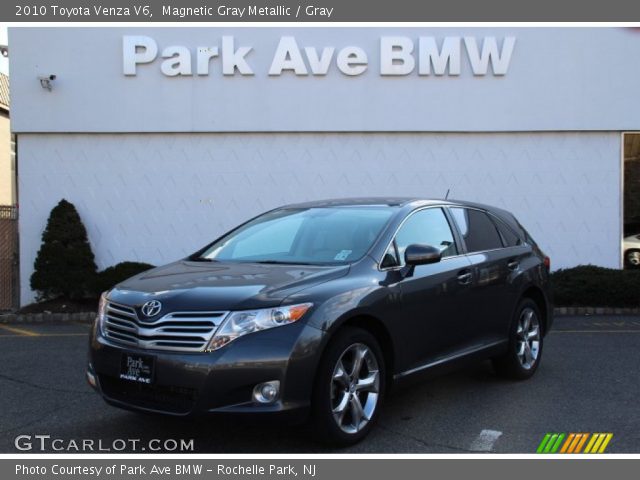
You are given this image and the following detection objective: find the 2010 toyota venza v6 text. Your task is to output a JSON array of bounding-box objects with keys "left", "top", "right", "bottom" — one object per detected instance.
[{"left": 88, "top": 198, "right": 552, "bottom": 445}]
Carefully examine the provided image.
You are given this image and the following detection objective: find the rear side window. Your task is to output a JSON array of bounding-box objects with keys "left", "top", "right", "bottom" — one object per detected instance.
[
  {"left": 450, "top": 208, "right": 503, "bottom": 253},
  {"left": 492, "top": 217, "right": 521, "bottom": 247}
]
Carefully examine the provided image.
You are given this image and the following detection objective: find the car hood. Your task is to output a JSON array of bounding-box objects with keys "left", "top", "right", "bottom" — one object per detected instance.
[{"left": 107, "top": 260, "right": 350, "bottom": 312}]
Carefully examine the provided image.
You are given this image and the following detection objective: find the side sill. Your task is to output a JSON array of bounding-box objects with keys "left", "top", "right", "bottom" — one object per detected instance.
[{"left": 393, "top": 340, "right": 508, "bottom": 380}]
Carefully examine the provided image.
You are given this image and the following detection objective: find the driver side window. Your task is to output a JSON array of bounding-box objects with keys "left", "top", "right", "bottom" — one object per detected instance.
[{"left": 383, "top": 208, "right": 458, "bottom": 267}]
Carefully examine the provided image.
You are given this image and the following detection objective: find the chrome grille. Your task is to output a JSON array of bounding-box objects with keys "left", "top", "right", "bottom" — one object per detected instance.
[{"left": 103, "top": 301, "right": 228, "bottom": 352}]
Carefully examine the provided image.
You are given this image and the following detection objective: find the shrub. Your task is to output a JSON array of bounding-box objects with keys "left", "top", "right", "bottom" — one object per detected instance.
[
  {"left": 30, "top": 199, "right": 97, "bottom": 301},
  {"left": 94, "top": 261, "right": 155, "bottom": 294},
  {"left": 550, "top": 265, "right": 640, "bottom": 308}
]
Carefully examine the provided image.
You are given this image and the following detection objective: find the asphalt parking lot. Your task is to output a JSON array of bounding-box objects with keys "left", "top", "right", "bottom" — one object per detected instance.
[{"left": 0, "top": 316, "right": 639, "bottom": 453}]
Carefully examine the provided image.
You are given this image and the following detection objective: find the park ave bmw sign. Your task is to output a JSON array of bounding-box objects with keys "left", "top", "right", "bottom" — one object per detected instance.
[{"left": 123, "top": 35, "right": 516, "bottom": 77}]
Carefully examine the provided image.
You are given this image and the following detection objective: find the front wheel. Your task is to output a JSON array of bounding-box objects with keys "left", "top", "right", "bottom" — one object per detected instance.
[
  {"left": 311, "top": 327, "right": 385, "bottom": 446},
  {"left": 492, "top": 298, "right": 544, "bottom": 380}
]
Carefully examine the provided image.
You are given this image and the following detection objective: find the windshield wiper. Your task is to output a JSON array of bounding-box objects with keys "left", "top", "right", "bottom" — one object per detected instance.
[
  {"left": 189, "top": 257, "right": 217, "bottom": 262},
  {"left": 253, "top": 260, "right": 318, "bottom": 266}
]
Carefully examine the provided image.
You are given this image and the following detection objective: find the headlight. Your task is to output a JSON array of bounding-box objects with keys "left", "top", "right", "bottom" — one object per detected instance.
[
  {"left": 207, "top": 303, "right": 313, "bottom": 351},
  {"left": 96, "top": 292, "right": 108, "bottom": 335}
]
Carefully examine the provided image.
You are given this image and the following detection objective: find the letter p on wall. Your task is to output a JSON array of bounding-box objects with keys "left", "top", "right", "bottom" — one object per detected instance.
[{"left": 123, "top": 36, "right": 158, "bottom": 75}]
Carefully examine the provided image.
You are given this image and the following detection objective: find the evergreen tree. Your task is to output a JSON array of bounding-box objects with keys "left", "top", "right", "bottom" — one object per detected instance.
[{"left": 30, "top": 199, "right": 97, "bottom": 300}]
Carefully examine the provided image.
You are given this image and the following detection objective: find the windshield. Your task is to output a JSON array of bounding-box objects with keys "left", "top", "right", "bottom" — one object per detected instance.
[{"left": 195, "top": 206, "right": 396, "bottom": 265}]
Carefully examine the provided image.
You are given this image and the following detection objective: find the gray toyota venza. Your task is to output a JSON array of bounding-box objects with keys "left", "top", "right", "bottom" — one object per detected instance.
[{"left": 88, "top": 198, "right": 552, "bottom": 445}]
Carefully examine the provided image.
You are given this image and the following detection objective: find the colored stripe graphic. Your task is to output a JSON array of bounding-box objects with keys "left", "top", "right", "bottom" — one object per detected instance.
[
  {"left": 564, "top": 433, "right": 584, "bottom": 453},
  {"left": 574, "top": 433, "right": 589, "bottom": 453},
  {"left": 559, "top": 433, "right": 575, "bottom": 453},
  {"left": 584, "top": 433, "right": 599, "bottom": 453},
  {"left": 598, "top": 433, "right": 613, "bottom": 453},
  {"left": 584, "top": 433, "right": 614, "bottom": 454},
  {"left": 544, "top": 434, "right": 559, "bottom": 453},
  {"left": 536, "top": 433, "right": 552, "bottom": 453},
  {"left": 537, "top": 433, "right": 565, "bottom": 453},
  {"left": 538, "top": 433, "right": 613, "bottom": 454},
  {"left": 549, "top": 433, "right": 565, "bottom": 453}
]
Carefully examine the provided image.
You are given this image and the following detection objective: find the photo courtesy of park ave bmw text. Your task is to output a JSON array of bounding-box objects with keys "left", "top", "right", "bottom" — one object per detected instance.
[{"left": 3, "top": 19, "right": 640, "bottom": 458}]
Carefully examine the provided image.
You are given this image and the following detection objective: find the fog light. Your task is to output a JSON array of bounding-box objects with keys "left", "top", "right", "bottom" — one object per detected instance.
[
  {"left": 86, "top": 369, "right": 97, "bottom": 389},
  {"left": 253, "top": 380, "right": 280, "bottom": 404}
]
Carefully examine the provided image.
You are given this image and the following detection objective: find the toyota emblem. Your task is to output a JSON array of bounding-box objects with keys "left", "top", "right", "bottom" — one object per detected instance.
[{"left": 141, "top": 300, "right": 162, "bottom": 318}]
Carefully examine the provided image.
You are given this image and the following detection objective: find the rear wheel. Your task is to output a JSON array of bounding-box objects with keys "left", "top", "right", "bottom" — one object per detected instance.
[
  {"left": 625, "top": 249, "right": 640, "bottom": 268},
  {"left": 312, "top": 327, "right": 385, "bottom": 446},
  {"left": 493, "top": 298, "right": 543, "bottom": 380}
]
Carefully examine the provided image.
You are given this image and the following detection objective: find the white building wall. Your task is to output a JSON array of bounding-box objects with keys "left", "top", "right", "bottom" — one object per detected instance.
[
  {"left": 9, "top": 28, "right": 640, "bottom": 133},
  {"left": 18, "top": 131, "right": 621, "bottom": 305}
]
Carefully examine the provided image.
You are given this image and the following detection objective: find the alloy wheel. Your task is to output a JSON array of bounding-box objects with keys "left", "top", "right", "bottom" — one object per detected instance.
[
  {"left": 627, "top": 251, "right": 640, "bottom": 266},
  {"left": 330, "top": 343, "right": 380, "bottom": 434},
  {"left": 516, "top": 307, "right": 541, "bottom": 370}
]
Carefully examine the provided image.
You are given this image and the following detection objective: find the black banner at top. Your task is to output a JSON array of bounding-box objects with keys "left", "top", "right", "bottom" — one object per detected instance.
[{"left": 2, "top": 0, "right": 640, "bottom": 22}]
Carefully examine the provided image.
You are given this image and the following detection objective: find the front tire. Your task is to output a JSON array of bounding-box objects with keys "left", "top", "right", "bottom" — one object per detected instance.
[
  {"left": 311, "top": 327, "right": 385, "bottom": 446},
  {"left": 492, "top": 298, "right": 544, "bottom": 380}
]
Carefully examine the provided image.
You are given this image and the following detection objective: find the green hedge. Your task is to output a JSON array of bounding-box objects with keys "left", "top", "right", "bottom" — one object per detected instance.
[
  {"left": 29, "top": 200, "right": 157, "bottom": 302},
  {"left": 550, "top": 265, "right": 640, "bottom": 308},
  {"left": 94, "top": 261, "right": 156, "bottom": 294},
  {"left": 30, "top": 199, "right": 97, "bottom": 301}
]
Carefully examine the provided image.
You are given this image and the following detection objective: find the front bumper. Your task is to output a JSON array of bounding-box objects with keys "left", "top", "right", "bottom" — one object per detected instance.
[{"left": 88, "top": 320, "right": 324, "bottom": 420}]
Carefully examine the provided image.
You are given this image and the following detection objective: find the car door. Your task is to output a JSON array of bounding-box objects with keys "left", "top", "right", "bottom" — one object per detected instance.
[
  {"left": 448, "top": 207, "right": 522, "bottom": 347},
  {"left": 383, "top": 207, "right": 473, "bottom": 372}
]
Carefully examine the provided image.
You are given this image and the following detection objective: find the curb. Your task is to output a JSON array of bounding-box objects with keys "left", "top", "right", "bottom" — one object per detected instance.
[
  {"left": 0, "top": 312, "right": 97, "bottom": 324},
  {"left": 1, "top": 307, "right": 640, "bottom": 323},
  {"left": 553, "top": 307, "right": 640, "bottom": 316}
]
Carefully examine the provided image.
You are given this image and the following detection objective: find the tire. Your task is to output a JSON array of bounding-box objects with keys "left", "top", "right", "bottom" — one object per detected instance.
[
  {"left": 492, "top": 298, "right": 544, "bottom": 380},
  {"left": 625, "top": 249, "right": 640, "bottom": 268},
  {"left": 311, "top": 327, "right": 386, "bottom": 446}
]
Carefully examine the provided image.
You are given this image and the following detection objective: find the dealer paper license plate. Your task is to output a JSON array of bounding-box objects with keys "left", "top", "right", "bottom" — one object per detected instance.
[{"left": 119, "top": 353, "right": 155, "bottom": 384}]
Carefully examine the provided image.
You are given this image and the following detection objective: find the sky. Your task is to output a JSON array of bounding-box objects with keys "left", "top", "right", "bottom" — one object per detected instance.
[{"left": 0, "top": 26, "right": 8, "bottom": 74}]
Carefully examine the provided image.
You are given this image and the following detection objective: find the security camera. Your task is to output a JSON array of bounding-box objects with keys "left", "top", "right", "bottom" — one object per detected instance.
[
  {"left": 0, "top": 45, "right": 8, "bottom": 58},
  {"left": 38, "top": 75, "right": 56, "bottom": 91}
]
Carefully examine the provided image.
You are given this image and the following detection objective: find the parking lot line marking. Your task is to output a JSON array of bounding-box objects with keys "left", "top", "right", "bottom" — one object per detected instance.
[
  {"left": 0, "top": 332, "right": 87, "bottom": 338},
  {"left": 0, "top": 325, "right": 40, "bottom": 336},
  {"left": 469, "top": 429, "right": 502, "bottom": 452},
  {"left": 551, "top": 330, "right": 640, "bottom": 334}
]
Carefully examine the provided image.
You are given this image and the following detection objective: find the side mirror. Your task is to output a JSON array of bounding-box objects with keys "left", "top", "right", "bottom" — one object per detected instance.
[
  {"left": 405, "top": 244, "right": 442, "bottom": 266},
  {"left": 400, "top": 244, "right": 442, "bottom": 278}
]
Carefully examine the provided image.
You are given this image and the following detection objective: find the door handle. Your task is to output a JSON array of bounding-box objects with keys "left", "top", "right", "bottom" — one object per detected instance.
[
  {"left": 507, "top": 260, "right": 519, "bottom": 271},
  {"left": 457, "top": 270, "right": 473, "bottom": 285}
]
